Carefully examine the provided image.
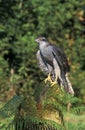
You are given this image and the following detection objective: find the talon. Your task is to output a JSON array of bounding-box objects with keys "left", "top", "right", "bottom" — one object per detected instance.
[
  {"left": 50, "top": 81, "right": 57, "bottom": 86},
  {"left": 44, "top": 73, "right": 52, "bottom": 83},
  {"left": 44, "top": 73, "right": 58, "bottom": 87}
]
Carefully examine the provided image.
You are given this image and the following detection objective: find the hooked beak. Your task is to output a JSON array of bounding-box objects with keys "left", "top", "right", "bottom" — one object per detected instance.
[{"left": 35, "top": 38, "right": 39, "bottom": 43}]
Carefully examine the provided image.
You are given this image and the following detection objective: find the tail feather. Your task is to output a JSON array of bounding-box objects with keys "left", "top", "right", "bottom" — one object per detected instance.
[
  {"left": 61, "top": 74, "right": 74, "bottom": 96},
  {"left": 65, "top": 75, "right": 74, "bottom": 96}
]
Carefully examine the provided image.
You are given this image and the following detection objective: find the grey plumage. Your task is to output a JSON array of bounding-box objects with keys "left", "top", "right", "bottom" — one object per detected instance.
[{"left": 35, "top": 36, "right": 74, "bottom": 95}]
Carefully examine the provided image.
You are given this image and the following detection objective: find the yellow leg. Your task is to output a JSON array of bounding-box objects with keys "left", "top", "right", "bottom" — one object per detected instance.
[
  {"left": 44, "top": 73, "right": 53, "bottom": 83},
  {"left": 44, "top": 73, "right": 59, "bottom": 87},
  {"left": 44, "top": 73, "right": 57, "bottom": 86},
  {"left": 50, "top": 73, "right": 59, "bottom": 86},
  {"left": 50, "top": 80, "right": 57, "bottom": 86}
]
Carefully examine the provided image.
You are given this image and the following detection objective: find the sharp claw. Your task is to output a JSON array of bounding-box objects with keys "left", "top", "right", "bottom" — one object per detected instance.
[
  {"left": 50, "top": 81, "right": 57, "bottom": 86},
  {"left": 44, "top": 73, "right": 52, "bottom": 83},
  {"left": 44, "top": 73, "right": 58, "bottom": 87}
]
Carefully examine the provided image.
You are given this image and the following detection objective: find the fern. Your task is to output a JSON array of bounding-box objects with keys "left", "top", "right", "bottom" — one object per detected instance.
[
  {"left": 0, "top": 95, "right": 23, "bottom": 118},
  {"left": 6, "top": 117, "right": 64, "bottom": 130},
  {"left": 0, "top": 84, "right": 84, "bottom": 130},
  {"left": 71, "top": 106, "right": 85, "bottom": 115}
]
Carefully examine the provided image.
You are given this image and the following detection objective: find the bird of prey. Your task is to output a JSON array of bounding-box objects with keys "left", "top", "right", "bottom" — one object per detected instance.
[{"left": 35, "top": 36, "right": 74, "bottom": 95}]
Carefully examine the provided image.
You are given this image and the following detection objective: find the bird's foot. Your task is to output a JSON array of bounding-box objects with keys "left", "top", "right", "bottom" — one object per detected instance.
[
  {"left": 44, "top": 74, "right": 57, "bottom": 87},
  {"left": 50, "top": 74, "right": 59, "bottom": 86},
  {"left": 44, "top": 73, "right": 53, "bottom": 83},
  {"left": 50, "top": 81, "right": 57, "bottom": 87}
]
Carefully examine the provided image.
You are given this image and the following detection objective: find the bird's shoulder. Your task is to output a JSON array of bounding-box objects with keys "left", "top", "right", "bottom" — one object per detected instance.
[
  {"left": 51, "top": 44, "right": 70, "bottom": 72},
  {"left": 50, "top": 44, "right": 67, "bottom": 58}
]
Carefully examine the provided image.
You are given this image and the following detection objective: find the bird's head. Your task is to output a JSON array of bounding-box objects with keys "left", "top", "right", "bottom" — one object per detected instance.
[{"left": 35, "top": 37, "right": 47, "bottom": 44}]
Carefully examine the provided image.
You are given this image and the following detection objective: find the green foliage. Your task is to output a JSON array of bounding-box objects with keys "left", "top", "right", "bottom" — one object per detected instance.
[
  {"left": 65, "top": 113, "right": 85, "bottom": 130},
  {"left": 6, "top": 117, "right": 63, "bottom": 130},
  {"left": 0, "top": 95, "right": 23, "bottom": 118},
  {"left": 0, "top": 0, "right": 85, "bottom": 101},
  {"left": 0, "top": 0, "right": 85, "bottom": 130},
  {"left": 0, "top": 87, "right": 85, "bottom": 130}
]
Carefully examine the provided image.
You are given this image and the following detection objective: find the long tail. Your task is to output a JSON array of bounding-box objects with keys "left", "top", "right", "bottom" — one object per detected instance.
[{"left": 61, "top": 73, "right": 74, "bottom": 96}]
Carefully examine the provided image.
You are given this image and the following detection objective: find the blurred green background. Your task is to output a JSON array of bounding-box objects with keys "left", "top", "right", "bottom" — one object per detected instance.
[
  {"left": 0, "top": 0, "right": 85, "bottom": 102},
  {"left": 0, "top": 0, "right": 85, "bottom": 129}
]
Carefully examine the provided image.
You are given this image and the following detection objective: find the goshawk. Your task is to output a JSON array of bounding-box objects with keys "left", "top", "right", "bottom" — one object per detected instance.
[{"left": 35, "top": 36, "right": 74, "bottom": 95}]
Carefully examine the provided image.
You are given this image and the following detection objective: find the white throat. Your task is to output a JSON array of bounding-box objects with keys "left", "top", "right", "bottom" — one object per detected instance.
[{"left": 39, "top": 41, "right": 48, "bottom": 50}]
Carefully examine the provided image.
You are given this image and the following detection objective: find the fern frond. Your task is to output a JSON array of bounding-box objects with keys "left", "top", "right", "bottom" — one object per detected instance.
[
  {"left": 71, "top": 106, "right": 85, "bottom": 115},
  {"left": 0, "top": 95, "right": 23, "bottom": 118},
  {"left": 6, "top": 116, "right": 65, "bottom": 130}
]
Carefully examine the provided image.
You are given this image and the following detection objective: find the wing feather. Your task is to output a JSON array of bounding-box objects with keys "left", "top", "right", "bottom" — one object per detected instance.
[{"left": 52, "top": 45, "right": 70, "bottom": 73}]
